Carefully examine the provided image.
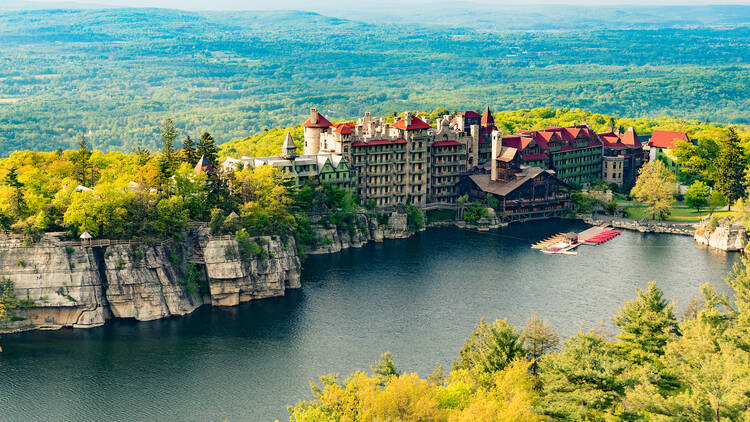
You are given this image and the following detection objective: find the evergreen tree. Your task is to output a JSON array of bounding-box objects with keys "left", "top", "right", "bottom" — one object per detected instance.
[
  {"left": 371, "top": 351, "right": 400, "bottom": 385},
  {"left": 538, "top": 331, "right": 634, "bottom": 420},
  {"left": 73, "top": 134, "right": 92, "bottom": 186},
  {"left": 715, "top": 128, "right": 745, "bottom": 210},
  {"left": 4, "top": 165, "right": 25, "bottom": 220},
  {"left": 197, "top": 131, "right": 218, "bottom": 167},
  {"left": 612, "top": 282, "right": 680, "bottom": 365},
  {"left": 182, "top": 135, "right": 198, "bottom": 166},
  {"left": 454, "top": 318, "right": 525, "bottom": 374},
  {"left": 159, "top": 119, "right": 178, "bottom": 178}
]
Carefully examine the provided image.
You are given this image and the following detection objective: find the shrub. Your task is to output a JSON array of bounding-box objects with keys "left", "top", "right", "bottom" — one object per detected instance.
[
  {"left": 236, "top": 229, "right": 266, "bottom": 260},
  {"left": 406, "top": 204, "right": 425, "bottom": 232}
]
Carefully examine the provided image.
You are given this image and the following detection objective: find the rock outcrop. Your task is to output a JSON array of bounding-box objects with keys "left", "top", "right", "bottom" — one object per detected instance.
[
  {"left": 0, "top": 234, "right": 108, "bottom": 332},
  {"left": 0, "top": 226, "right": 301, "bottom": 333},
  {"left": 694, "top": 218, "right": 748, "bottom": 252},
  {"left": 305, "top": 211, "right": 411, "bottom": 255},
  {"left": 203, "top": 235, "right": 300, "bottom": 306}
]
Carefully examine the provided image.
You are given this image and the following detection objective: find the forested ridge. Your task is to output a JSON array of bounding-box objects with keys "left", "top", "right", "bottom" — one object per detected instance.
[{"left": 1, "top": 7, "right": 750, "bottom": 155}]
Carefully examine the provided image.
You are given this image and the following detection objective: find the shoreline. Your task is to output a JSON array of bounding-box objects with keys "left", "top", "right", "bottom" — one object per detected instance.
[{"left": 0, "top": 214, "right": 711, "bottom": 337}]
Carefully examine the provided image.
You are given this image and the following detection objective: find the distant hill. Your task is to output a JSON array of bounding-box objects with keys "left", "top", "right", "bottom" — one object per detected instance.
[
  {"left": 0, "top": 0, "right": 112, "bottom": 10},
  {"left": 0, "top": 6, "right": 749, "bottom": 155}
]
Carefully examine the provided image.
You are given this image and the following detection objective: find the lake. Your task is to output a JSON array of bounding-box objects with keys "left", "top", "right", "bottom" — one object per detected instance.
[{"left": 0, "top": 220, "right": 740, "bottom": 421}]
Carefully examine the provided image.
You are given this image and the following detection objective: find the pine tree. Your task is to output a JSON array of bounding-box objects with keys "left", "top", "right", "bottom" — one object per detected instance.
[
  {"left": 197, "top": 131, "right": 218, "bottom": 167},
  {"left": 371, "top": 351, "right": 400, "bottom": 385},
  {"left": 4, "top": 165, "right": 25, "bottom": 220},
  {"left": 182, "top": 135, "right": 198, "bottom": 166},
  {"left": 73, "top": 134, "right": 92, "bottom": 186},
  {"left": 612, "top": 282, "right": 680, "bottom": 365},
  {"left": 538, "top": 331, "right": 633, "bottom": 420},
  {"left": 454, "top": 318, "right": 525, "bottom": 374},
  {"left": 715, "top": 128, "right": 746, "bottom": 210},
  {"left": 159, "top": 119, "right": 178, "bottom": 177}
]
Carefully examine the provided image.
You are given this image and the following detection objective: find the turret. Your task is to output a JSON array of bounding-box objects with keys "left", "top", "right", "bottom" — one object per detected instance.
[
  {"left": 481, "top": 105, "right": 495, "bottom": 128},
  {"left": 302, "top": 107, "right": 332, "bottom": 155},
  {"left": 281, "top": 132, "right": 297, "bottom": 159}
]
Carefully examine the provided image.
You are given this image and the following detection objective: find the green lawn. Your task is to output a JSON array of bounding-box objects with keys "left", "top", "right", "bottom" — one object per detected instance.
[{"left": 624, "top": 204, "right": 736, "bottom": 222}]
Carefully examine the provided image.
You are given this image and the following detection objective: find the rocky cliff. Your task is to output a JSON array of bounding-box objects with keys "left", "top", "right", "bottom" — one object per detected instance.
[
  {"left": 0, "top": 227, "right": 301, "bottom": 333},
  {"left": 694, "top": 218, "right": 748, "bottom": 252},
  {"left": 305, "top": 211, "right": 411, "bottom": 255}
]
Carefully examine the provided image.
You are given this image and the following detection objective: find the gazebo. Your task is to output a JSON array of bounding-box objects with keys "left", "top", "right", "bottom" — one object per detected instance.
[{"left": 79, "top": 231, "right": 93, "bottom": 246}]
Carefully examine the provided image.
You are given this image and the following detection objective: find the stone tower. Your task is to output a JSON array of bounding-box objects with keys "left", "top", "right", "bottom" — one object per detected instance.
[
  {"left": 303, "top": 107, "right": 331, "bottom": 155},
  {"left": 491, "top": 130, "right": 500, "bottom": 182}
]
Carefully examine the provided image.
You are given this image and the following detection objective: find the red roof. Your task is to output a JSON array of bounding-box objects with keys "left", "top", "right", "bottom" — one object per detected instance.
[
  {"left": 501, "top": 136, "right": 533, "bottom": 152},
  {"left": 432, "top": 140, "right": 462, "bottom": 147},
  {"left": 457, "top": 111, "right": 481, "bottom": 119},
  {"left": 648, "top": 130, "right": 688, "bottom": 149},
  {"left": 391, "top": 116, "right": 431, "bottom": 130},
  {"left": 332, "top": 123, "right": 353, "bottom": 134},
  {"left": 303, "top": 112, "right": 332, "bottom": 128},
  {"left": 620, "top": 128, "right": 639, "bottom": 146}
]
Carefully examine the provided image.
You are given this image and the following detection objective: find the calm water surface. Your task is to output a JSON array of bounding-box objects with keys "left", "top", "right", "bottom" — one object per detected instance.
[{"left": 0, "top": 220, "right": 740, "bottom": 421}]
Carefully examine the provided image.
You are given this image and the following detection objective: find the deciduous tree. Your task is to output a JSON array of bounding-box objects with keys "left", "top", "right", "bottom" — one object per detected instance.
[
  {"left": 520, "top": 312, "right": 559, "bottom": 375},
  {"left": 631, "top": 160, "right": 676, "bottom": 220},
  {"left": 685, "top": 180, "right": 710, "bottom": 215}
]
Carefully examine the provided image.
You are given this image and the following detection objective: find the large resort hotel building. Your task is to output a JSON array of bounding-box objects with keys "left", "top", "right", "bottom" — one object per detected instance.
[{"left": 222, "top": 107, "right": 646, "bottom": 220}]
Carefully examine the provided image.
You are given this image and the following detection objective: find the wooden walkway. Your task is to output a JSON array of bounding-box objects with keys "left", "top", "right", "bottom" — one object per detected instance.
[{"left": 577, "top": 225, "right": 611, "bottom": 244}]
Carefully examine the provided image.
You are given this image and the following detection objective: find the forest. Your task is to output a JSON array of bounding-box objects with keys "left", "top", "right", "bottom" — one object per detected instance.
[{"left": 1, "top": 7, "right": 750, "bottom": 155}]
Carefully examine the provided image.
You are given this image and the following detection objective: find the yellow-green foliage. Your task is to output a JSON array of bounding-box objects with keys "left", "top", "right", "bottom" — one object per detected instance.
[
  {"left": 220, "top": 126, "right": 304, "bottom": 159},
  {"left": 288, "top": 360, "right": 543, "bottom": 422}
]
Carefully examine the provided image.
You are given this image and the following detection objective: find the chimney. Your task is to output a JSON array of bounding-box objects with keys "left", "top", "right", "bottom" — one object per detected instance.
[
  {"left": 310, "top": 108, "right": 318, "bottom": 125},
  {"left": 491, "top": 131, "right": 500, "bottom": 182},
  {"left": 404, "top": 111, "right": 412, "bottom": 127}
]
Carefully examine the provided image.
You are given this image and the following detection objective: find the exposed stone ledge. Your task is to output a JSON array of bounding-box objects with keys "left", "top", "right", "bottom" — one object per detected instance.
[
  {"left": 0, "top": 227, "right": 301, "bottom": 334},
  {"left": 694, "top": 218, "right": 748, "bottom": 252}
]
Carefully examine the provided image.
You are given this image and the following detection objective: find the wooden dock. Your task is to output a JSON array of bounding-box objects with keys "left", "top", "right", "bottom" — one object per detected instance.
[
  {"left": 578, "top": 225, "right": 611, "bottom": 244},
  {"left": 532, "top": 224, "right": 614, "bottom": 255}
]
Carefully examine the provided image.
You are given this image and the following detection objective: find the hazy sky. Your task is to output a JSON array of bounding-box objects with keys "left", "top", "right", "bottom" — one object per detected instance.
[{"left": 25, "top": 0, "right": 750, "bottom": 10}]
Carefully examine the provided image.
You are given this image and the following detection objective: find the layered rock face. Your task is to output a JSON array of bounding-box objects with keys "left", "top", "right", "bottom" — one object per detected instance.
[
  {"left": 0, "top": 234, "right": 108, "bottom": 331},
  {"left": 305, "top": 211, "right": 411, "bottom": 255},
  {"left": 695, "top": 219, "right": 748, "bottom": 251},
  {"left": 203, "top": 235, "right": 301, "bottom": 306},
  {"left": 0, "top": 227, "right": 301, "bottom": 333},
  {"left": 102, "top": 243, "right": 204, "bottom": 321}
]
